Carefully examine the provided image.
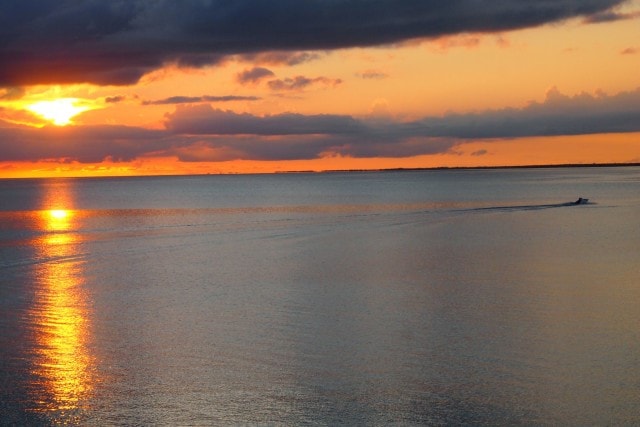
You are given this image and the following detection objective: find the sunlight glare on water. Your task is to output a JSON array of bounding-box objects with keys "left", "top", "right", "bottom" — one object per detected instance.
[{"left": 23, "top": 182, "right": 95, "bottom": 423}]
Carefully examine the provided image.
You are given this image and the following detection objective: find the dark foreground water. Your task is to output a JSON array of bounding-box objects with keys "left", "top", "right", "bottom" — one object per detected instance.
[{"left": 1, "top": 167, "right": 639, "bottom": 425}]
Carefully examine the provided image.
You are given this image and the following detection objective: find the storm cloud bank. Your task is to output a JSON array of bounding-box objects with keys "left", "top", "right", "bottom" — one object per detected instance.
[
  {"left": 1, "top": 87, "right": 639, "bottom": 163},
  {"left": 0, "top": 0, "right": 627, "bottom": 86}
]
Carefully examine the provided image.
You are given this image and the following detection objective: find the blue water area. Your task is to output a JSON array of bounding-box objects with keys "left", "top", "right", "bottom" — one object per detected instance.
[{"left": 1, "top": 167, "right": 639, "bottom": 424}]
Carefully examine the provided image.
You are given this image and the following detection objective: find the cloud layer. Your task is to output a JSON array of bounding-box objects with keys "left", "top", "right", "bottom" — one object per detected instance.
[
  {"left": 2, "top": 87, "right": 639, "bottom": 163},
  {"left": 143, "top": 95, "right": 261, "bottom": 105},
  {"left": 0, "top": 0, "right": 626, "bottom": 86}
]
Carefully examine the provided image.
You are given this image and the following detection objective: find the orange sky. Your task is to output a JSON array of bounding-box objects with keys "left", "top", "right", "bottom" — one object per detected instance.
[{"left": 1, "top": 1, "right": 639, "bottom": 178}]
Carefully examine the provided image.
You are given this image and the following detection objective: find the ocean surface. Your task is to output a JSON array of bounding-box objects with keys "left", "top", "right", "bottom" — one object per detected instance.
[{"left": 1, "top": 167, "right": 639, "bottom": 425}]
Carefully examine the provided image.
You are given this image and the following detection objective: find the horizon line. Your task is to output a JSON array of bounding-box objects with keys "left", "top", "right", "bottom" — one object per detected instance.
[{"left": 2, "top": 162, "right": 639, "bottom": 181}]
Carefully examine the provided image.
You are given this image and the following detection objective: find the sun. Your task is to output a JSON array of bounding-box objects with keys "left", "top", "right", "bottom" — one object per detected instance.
[{"left": 27, "top": 98, "right": 92, "bottom": 126}]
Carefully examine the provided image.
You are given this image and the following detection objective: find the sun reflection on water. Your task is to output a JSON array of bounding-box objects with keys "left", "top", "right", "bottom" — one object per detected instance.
[
  {"left": 27, "top": 182, "right": 94, "bottom": 421},
  {"left": 49, "top": 209, "right": 70, "bottom": 221}
]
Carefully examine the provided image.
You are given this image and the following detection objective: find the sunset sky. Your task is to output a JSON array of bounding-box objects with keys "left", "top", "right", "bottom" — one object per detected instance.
[{"left": 1, "top": 0, "right": 639, "bottom": 177}]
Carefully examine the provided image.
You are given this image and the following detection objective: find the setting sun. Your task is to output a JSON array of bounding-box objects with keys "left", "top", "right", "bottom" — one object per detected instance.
[{"left": 27, "top": 98, "right": 92, "bottom": 126}]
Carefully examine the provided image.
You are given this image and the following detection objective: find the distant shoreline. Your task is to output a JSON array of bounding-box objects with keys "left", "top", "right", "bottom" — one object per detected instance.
[
  {"left": 278, "top": 162, "right": 640, "bottom": 174},
  {"left": 2, "top": 162, "right": 639, "bottom": 180}
]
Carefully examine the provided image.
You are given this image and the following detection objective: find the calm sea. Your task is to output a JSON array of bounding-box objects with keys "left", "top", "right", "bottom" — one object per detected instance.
[{"left": 1, "top": 167, "right": 639, "bottom": 425}]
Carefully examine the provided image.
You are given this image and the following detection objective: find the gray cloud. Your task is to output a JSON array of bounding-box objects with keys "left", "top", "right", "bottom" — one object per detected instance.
[
  {"left": 0, "top": 125, "right": 166, "bottom": 163},
  {"left": 0, "top": 0, "right": 626, "bottom": 86},
  {"left": 236, "top": 67, "right": 275, "bottom": 85},
  {"left": 237, "top": 52, "right": 322, "bottom": 66},
  {"left": 165, "top": 106, "right": 365, "bottom": 135},
  {"left": 143, "top": 95, "right": 261, "bottom": 105},
  {"left": 413, "top": 87, "right": 640, "bottom": 139},
  {"left": 165, "top": 88, "right": 640, "bottom": 139},
  {"left": 267, "top": 76, "right": 342, "bottom": 91}
]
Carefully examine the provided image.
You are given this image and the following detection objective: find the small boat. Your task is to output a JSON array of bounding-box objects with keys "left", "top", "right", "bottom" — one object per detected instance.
[{"left": 574, "top": 197, "right": 589, "bottom": 205}]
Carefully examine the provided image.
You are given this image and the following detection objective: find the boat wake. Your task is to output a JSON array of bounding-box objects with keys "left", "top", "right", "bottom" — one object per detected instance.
[{"left": 461, "top": 198, "right": 592, "bottom": 213}]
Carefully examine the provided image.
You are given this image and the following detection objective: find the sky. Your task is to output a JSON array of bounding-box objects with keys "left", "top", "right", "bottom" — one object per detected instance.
[{"left": 1, "top": 0, "right": 639, "bottom": 177}]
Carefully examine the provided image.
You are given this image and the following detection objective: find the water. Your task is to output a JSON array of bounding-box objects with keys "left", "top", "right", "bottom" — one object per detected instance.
[{"left": 1, "top": 168, "right": 639, "bottom": 425}]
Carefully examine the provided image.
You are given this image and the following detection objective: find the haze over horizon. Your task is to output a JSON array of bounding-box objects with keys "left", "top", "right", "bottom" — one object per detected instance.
[{"left": 1, "top": 0, "right": 639, "bottom": 177}]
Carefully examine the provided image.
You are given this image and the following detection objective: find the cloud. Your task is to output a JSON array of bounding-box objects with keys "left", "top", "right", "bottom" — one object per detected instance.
[
  {"left": 357, "top": 70, "right": 389, "bottom": 80},
  {"left": 471, "top": 149, "right": 489, "bottom": 156},
  {"left": 164, "top": 87, "right": 640, "bottom": 159},
  {"left": 267, "top": 76, "right": 342, "bottom": 92},
  {"left": 0, "top": 87, "right": 25, "bottom": 100},
  {"left": 0, "top": 106, "right": 43, "bottom": 127},
  {"left": 162, "top": 135, "right": 455, "bottom": 162},
  {"left": 0, "top": 0, "right": 626, "bottom": 86},
  {"left": 166, "top": 87, "right": 640, "bottom": 140},
  {"left": 583, "top": 9, "right": 640, "bottom": 23},
  {"left": 413, "top": 87, "right": 640, "bottom": 139},
  {"left": 237, "top": 52, "right": 322, "bottom": 66},
  {"left": 143, "top": 95, "right": 261, "bottom": 105},
  {"left": 427, "top": 34, "right": 483, "bottom": 52},
  {"left": 621, "top": 47, "right": 637, "bottom": 55},
  {"left": 2, "top": 87, "right": 639, "bottom": 163},
  {"left": 0, "top": 124, "right": 165, "bottom": 162},
  {"left": 236, "top": 67, "right": 275, "bottom": 85},
  {"left": 105, "top": 95, "right": 127, "bottom": 103},
  {"left": 165, "top": 105, "right": 365, "bottom": 135}
]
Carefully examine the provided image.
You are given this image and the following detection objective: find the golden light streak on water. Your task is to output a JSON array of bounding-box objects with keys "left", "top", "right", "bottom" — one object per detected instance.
[{"left": 27, "top": 182, "right": 94, "bottom": 422}]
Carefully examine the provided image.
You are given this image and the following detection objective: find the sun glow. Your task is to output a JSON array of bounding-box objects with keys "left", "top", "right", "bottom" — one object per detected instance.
[
  {"left": 27, "top": 98, "right": 93, "bottom": 126},
  {"left": 49, "top": 209, "right": 70, "bottom": 220}
]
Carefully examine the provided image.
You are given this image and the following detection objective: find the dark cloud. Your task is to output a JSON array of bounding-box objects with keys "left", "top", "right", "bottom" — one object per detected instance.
[
  {"left": 236, "top": 67, "right": 275, "bottom": 85},
  {"left": 267, "top": 76, "right": 342, "bottom": 92},
  {"left": 2, "top": 87, "right": 639, "bottom": 163},
  {"left": 143, "top": 95, "right": 261, "bottom": 105},
  {"left": 0, "top": 0, "right": 626, "bottom": 86}
]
